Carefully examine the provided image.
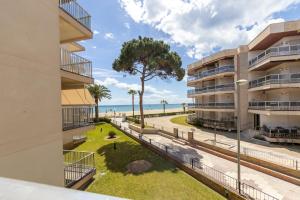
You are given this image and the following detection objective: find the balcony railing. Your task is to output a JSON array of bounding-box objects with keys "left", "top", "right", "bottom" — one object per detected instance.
[
  {"left": 260, "top": 125, "right": 300, "bottom": 139},
  {"left": 188, "top": 83, "right": 234, "bottom": 95},
  {"left": 62, "top": 106, "right": 94, "bottom": 131},
  {"left": 60, "top": 48, "right": 93, "bottom": 78},
  {"left": 249, "top": 101, "right": 300, "bottom": 111},
  {"left": 64, "top": 150, "right": 96, "bottom": 188},
  {"left": 249, "top": 73, "right": 300, "bottom": 89},
  {"left": 248, "top": 43, "right": 300, "bottom": 68},
  {"left": 187, "top": 65, "right": 234, "bottom": 82},
  {"left": 188, "top": 102, "right": 235, "bottom": 109},
  {"left": 59, "top": 0, "right": 91, "bottom": 30}
]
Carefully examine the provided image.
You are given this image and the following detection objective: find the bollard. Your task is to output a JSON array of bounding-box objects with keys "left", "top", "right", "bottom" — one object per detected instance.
[
  {"left": 114, "top": 142, "right": 117, "bottom": 150},
  {"left": 165, "top": 146, "right": 168, "bottom": 153},
  {"left": 149, "top": 139, "right": 152, "bottom": 144},
  {"left": 191, "top": 158, "right": 194, "bottom": 169}
]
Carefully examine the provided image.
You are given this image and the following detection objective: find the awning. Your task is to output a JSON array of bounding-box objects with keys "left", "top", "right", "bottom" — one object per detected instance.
[{"left": 61, "top": 88, "right": 95, "bottom": 106}]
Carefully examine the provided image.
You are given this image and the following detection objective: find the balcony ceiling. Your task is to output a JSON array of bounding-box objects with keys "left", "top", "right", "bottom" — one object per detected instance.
[{"left": 59, "top": 9, "right": 92, "bottom": 43}]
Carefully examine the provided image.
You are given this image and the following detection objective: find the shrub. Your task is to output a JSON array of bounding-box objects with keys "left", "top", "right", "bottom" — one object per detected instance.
[{"left": 108, "top": 131, "right": 116, "bottom": 139}]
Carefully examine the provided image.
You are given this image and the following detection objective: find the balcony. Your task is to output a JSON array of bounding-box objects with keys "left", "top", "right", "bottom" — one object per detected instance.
[
  {"left": 249, "top": 73, "right": 300, "bottom": 91},
  {"left": 188, "top": 83, "right": 234, "bottom": 97},
  {"left": 64, "top": 150, "right": 96, "bottom": 188},
  {"left": 249, "top": 101, "right": 300, "bottom": 115},
  {"left": 60, "top": 48, "right": 93, "bottom": 85},
  {"left": 62, "top": 106, "right": 94, "bottom": 131},
  {"left": 187, "top": 65, "right": 234, "bottom": 85},
  {"left": 248, "top": 43, "right": 300, "bottom": 71},
  {"left": 188, "top": 102, "right": 235, "bottom": 112},
  {"left": 59, "top": 0, "right": 92, "bottom": 43}
]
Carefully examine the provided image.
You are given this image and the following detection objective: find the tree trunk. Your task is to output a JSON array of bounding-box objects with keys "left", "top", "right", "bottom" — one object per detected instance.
[
  {"left": 132, "top": 94, "right": 135, "bottom": 117},
  {"left": 139, "top": 77, "right": 145, "bottom": 128},
  {"left": 95, "top": 98, "right": 99, "bottom": 121},
  {"left": 163, "top": 104, "right": 165, "bottom": 114}
]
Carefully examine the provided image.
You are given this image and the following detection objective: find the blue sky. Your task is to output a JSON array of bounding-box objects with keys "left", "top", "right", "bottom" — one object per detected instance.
[{"left": 77, "top": 0, "right": 300, "bottom": 105}]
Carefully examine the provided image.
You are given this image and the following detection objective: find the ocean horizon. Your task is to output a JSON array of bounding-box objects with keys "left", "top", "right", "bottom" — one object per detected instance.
[{"left": 99, "top": 103, "right": 183, "bottom": 113}]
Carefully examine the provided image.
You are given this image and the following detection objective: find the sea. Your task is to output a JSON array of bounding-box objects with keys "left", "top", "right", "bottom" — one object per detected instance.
[{"left": 99, "top": 104, "right": 182, "bottom": 113}]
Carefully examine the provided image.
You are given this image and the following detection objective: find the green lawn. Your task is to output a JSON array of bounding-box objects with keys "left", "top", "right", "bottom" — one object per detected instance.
[
  {"left": 170, "top": 115, "right": 195, "bottom": 127},
  {"left": 74, "top": 123, "right": 224, "bottom": 200}
]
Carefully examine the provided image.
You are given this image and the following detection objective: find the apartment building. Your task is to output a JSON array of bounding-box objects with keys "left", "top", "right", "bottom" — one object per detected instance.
[
  {"left": 0, "top": 0, "right": 94, "bottom": 187},
  {"left": 187, "top": 20, "right": 300, "bottom": 142},
  {"left": 187, "top": 47, "right": 249, "bottom": 131},
  {"left": 247, "top": 20, "right": 300, "bottom": 142}
]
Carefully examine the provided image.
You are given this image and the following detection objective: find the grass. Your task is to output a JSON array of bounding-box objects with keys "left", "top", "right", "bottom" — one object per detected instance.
[
  {"left": 74, "top": 123, "right": 224, "bottom": 200},
  {"left": 170, "top": 115, "right": 195, "bottom": 127}
]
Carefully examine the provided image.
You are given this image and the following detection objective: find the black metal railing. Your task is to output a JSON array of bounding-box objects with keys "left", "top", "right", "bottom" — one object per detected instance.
[
  {"left": 112, "top": 120, "right": 279, "bottom": 200},
  {"left": 249, "top": 101, "right": 300, "bottom": 111},
  {"left": 249, "top": 73, "right": 300, "bottom": 88},
  {"left": 248, "top": 43, "right": 300, "bottom": 68},
  {"left": 260, "top": 125, "right": 300, "bottom": 139},
  {"left": 60, "top": 48, "right": 93, "bottom": 78},
  {"left": 62, "top": 106, "right": 94, "bottom": 131},
  {"left": 188, "top": 65, "right": 234, "bottom": 82},
  {"left": 188, "top": 83, "right": 234, "bottom": 96},
  {"left": 59, "top": 0, "right": 91, "bottom": 30},
  {"left": 64, "top": 150, "right": 95, "bottom": 187},
  {"left": 188, "top": 102, "right": 235, "bottom": 109}
]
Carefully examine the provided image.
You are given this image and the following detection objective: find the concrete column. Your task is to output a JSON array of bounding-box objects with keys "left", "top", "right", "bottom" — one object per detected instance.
[
  {"left": 188, "top": 131, "right": 194, "bottom": 141},
  {"left": 173, "top": 128, "right": 178, "bottom": 138}
]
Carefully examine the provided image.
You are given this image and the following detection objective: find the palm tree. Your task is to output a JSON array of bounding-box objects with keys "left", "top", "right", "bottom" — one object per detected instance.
[
  {"left": 87, "top": 84, "right": 111, "bottom": 121},
  {"left": 160, "top": 99, "right": 168, "bottom": 114},
  {"left": 128, "top": 89, "right": 137, "bottom": 117},
  {"left": 181, "top": 102, "right": 186, "bottom": 113}
]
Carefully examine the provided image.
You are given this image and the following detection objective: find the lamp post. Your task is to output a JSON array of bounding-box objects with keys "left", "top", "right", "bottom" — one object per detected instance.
[{"left": 235, "top": 79, "right": 248, "bottom": 194}]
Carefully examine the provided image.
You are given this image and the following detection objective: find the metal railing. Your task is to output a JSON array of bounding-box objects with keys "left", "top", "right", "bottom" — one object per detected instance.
[
  {"left": 63, "top": 150, "right": 95, "bottom": 188},
  {"left": 249, "top": 73, "right": 300, "bottom": 88},
  {"left": 242, "top": 147, "right": 299, "bottom": 170},
  {"left": 188, "top": 65, "right": 234, "bottom": 82},
  {"left": 60, "top": 48, "right": 93, "bottom": 78},
  {"left": 112, "top": 120, "right": 279, "bottom": 200},
  {"left": 248, "top": 43, "right": 300, "bottom": 68},
  {"left": 188, "top": 83, "right": 235, "bottom": 96},
  {"left": 62, "top": 106, "right": 94, "bottom": 131},
  {"left": 249, "top": 101, "right": 300, "bottom": 111},
  {"left": 188, "top": 102, "right": 235, "bottom": 109},
  {"left": 59, "top": 0, "right": 91, "bottom": 30}
]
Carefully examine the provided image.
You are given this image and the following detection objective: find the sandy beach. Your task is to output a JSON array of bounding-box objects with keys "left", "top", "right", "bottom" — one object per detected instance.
[{"left": 100, "top": 107, "right": 184, "bottom": 117}]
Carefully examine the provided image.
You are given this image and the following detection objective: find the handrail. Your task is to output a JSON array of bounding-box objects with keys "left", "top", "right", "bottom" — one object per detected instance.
[
  {"left": 188, "top": 65, "right": 234, "bottom": 82},
  {"left": 59, "top": 0, "right": 91, "bottom": 30},
  {"left": 249, "top": 73, "right": 300, "bottom": 88},
  {"left": 60, "top": 48, "right": 93, "bottom": 78},
  {"left": 249, "top": 101, "right": 300, "bottom": 111},
  {"left": 248, "top": 43, "right": 300, "bottom": 68},
  {"left": 188, "top": 102, "right": 235, "bottom": 109},
  {"left": 188, "top": 83, "right": 234, "bottom": 95}
]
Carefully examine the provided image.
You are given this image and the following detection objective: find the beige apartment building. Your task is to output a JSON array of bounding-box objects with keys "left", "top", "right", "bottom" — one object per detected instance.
[
  {"left": 0, "top": 0, "right": 95, "bottom": 187},
  {"left": 187, "top": 20, "right": 300, "bottom": 142}
]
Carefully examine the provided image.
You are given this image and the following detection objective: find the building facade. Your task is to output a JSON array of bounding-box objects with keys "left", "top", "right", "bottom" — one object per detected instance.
[
  {"left": 188, "top": 20, "right": 300, "bottom": 140},
  {"left": 0, "top": 0, "right": 94, "bottom": 186}
]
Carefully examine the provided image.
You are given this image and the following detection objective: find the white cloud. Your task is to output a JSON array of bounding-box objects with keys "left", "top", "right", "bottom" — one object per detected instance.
[
  {"left": 93, "top": 30, "right": 100, "bottom": 35},
  {"left": 119, "top": 0, "right": 300, "bottom": 58},
  {"left": 93, "top": 68, "right": 123, "bottom": 78},
  {"left": 104, "top": 32, "right": 114, "bottom": 40},
  {"left": 124, "top": 22, "right": 131, "bottom": 29},
  {"left": 92, "top": 46, "right": 97, "bottom": 49}
]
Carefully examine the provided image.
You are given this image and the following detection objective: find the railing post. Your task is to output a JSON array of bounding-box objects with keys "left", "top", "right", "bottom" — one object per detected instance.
[
  {"left": 296, "top": 160, "right": 298, "bottom": 170},
  {"left": 165, "top": 146, "right": 168, "bottom": 153}
]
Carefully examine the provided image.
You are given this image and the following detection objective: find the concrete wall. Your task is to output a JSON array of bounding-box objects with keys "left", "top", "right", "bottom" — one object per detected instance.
[{"left": 0, "top": 0, "right": 64, "bottom": 186}]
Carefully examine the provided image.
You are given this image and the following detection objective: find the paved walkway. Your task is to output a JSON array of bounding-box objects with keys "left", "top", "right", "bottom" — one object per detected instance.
[
  {"left": 144, "top": 115, "right": 300, "bottom": 160},
  {"left": 115, "top": 118, "right": 300, "bottom": 200}
]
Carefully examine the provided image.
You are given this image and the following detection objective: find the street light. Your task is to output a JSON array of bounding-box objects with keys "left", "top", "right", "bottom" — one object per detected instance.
[{"left": 235, "top": 79, "right": 248, "bottom": 194}]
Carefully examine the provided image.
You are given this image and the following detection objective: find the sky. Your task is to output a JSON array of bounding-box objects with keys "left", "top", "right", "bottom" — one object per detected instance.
[{"left": 77, "top": 0, "right": 300, "bottom": 105}]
